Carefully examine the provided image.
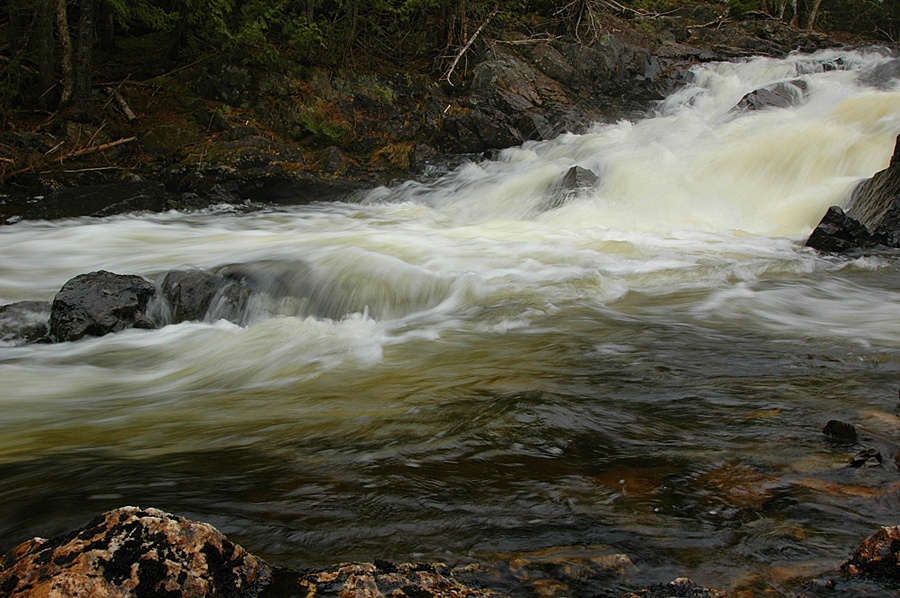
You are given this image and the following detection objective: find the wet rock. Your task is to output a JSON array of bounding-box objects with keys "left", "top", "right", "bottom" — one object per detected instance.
[
  {"left": 49, "top": 270, "right": 157, "bottom": 342},
  {"left": 452, "top": 546, "right": 635, "bottom": 597},
  {"left": 621, "top": 577, "right": 727, "bottom": 597},
  {"left": 409, "top": 143, "right": 438, "bottom": 174},
  {"left": 841, "top": 525, "right": 900, "bottom": 583},
  {"left": 0, "top": 301, "right": 51, "bottom": 344},
  {"left": 805, "top": 206, "right": 879, "bottom": 253},
  {"left": 848, "top": 447, "right": 883, "bottom": 468},
  {"left": 823, "top": 419, "right": 858, "bottom": 443},
  {"left": 810, "top": 133, "right": 900, "bottom": 253},
  {"left": 322, "top": 146, "right": 353, "bottom": 174},
  {"left": 0, "top": 506, "right": 270, "bottom": 597},
  {"left": 163, "top": 269, "right": 228, "bottom": 322},
  {"left": 539, "top": 165, "right": 599, "bottom": 212},
  {"left": 844, "top": 133, "right": 900, "bottom": 246},
  {"left": 12, "top": 181, "right": 168, "bottom": 221},
  {"left": 859, "top": 57, "right": 900, "bottom": 90},
  {"left": 736, "top": 79, "right": 808, "bottom": 111},
  {"left": 287, "top": 561, "right": 505, "bottom": 597}
]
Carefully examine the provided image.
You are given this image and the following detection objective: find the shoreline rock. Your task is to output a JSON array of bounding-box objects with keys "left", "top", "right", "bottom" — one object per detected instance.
[
  {"left": 806, "top": 133, "right": 900, "bottom": 253},
  {"left": 0, "top": 507, "right": 270, "bottom": 598},
  {"left": 1, "top": 506, "right": 898, "bottom": 597}
]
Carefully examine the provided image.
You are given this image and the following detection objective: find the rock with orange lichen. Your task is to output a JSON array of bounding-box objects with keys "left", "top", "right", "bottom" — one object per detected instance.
[
  {"left": 0, "top": 506, "right": 270, "bottom": 597},
  {"left": 841, "top": 525, "right": 900, "bottom": 583}
]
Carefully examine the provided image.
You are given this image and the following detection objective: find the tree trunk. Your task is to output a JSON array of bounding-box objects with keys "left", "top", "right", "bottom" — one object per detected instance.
[
  {"left": 97, "top": 1, "right": 116, "bottom": 53},
  {"left": 74, "top": 0, "right": 95, "bottom": 120},
  {"left": 56, "top": 0, "right": 73, "bottom": 106},
  {"left": 806, "top": 0, "right": 823, "bottom": 29},
  {"left": 38, "top": 0, "right": 57, "bottom": 109},
  {"left": 789, "top": 0, "right": 799, "bottom": 27}
]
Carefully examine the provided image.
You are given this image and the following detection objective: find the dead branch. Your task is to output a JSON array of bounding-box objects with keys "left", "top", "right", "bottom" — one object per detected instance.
[
  {"left": 441, "top": 7, "right": 498, "bottom": 85},
  {"left": 103, "top": 87, "right": 137, "bottom": 121},
  {"left": 1, "top": 136, "right": 136, "bottom": 181}
]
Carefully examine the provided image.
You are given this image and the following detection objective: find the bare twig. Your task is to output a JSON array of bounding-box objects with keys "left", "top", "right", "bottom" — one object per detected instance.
[
  {"left": 441, "top": 7, "right": 498, "bottom": 85},
  {"left": 103, "top": 86, "right": 137, "bottom": 121},
  {"left": 2, "top": 136, "right": 137, "bottom": 181}
]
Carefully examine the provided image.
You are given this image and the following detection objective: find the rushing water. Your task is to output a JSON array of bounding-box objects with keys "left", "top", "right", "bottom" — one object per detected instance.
[{"left": 2, "top": 49, "right": 900, "bottom": 595}]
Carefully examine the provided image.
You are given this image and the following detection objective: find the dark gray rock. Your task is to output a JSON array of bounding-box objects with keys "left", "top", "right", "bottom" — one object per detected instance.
[
  {"left": 539, "top": 166, "right": 600, "bottom": 212},
  {"left": 0, "top": 301, "right": 51, "bottom": 344},
  {"left": 859, "top": 58, "right": 900, "bottom": 90},
  {"left": 0, "top": 506, "right": 271, "bottom": 597},
  {"left": 162, "top": 269, "right": 227, "bottom": 322},
  {"left": 808, "top": 134, "right": 900, "bottom": 253},
  {"left": 49, "top": 271, "right": 157, "bottom": 342},
  {"left": 805, "top": 206, "right": 880, "bottom": 253},
  {"left": 13, "top": 181, "right": 168, "bottom": 222},
  {"left": 848, "top": 447, "right": 883, "bottom": 468},
  {"left": 736, "top": 80, "right": 808, "bottom": 111},
  {"left": 823, "top": 419, "right": 858, "bottom": 443},
  {"left": 845, "top": 135, "right": 900, "bottom": 237}
]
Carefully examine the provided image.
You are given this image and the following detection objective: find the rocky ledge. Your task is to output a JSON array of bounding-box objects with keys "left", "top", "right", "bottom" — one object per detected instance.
[
  {"left": 806, "top": 132, "right": 900, "bottom": 253},
  {"left": 0, "top": 507, "right": 897, "bottom": 597}
]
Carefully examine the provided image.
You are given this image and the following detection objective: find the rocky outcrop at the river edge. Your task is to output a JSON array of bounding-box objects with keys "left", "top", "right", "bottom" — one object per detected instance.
[
  {"left": 806, "top": 132, "right": 900, "bottom": 253},
  {"left": 0, "top": 507, "right": 270, "bottom": 597},
  {"left": 1, "top": 507, "right": 898, "bottom": 597},
  {"left": 0, "top": 10, "right": 851, "bottom": 223}
]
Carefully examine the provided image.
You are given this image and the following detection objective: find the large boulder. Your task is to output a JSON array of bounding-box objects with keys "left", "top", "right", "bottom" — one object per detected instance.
[
  {"left": 841, "top": 525, "right": 900, "bottom": 583},
  {"left": 806, "top": 134, "right": 900, "bottom": 252},
  {"left": 50, "top": 270, "right": 157, "bottom": 342},
  {"left": 0, "top": 506, "right": 271, "bottom": 597}
]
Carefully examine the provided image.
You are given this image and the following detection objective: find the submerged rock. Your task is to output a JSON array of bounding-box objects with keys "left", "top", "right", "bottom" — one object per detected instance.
[
  {"left": 282, "top": 561, "right": 506, "bottom": 598},
  {"left": 0, "top": 300, "right": 51, "bottom": 344},
  {"left": 0, "top": 506, "right": 271, "bottom": 597},
  {"left": 49, "top": 270, "right": 157, "bottom": 342},
  {"left": 162, "top": 268, "right": 251, "bottom": 323},
  {"left": 841, "top": 525, "right": 900, "bottom": 583},
  {"left": 807, "top": 134, "right": 900, "bottom": 253},
  {"left": 621, "top": 577, "right": 726, "bottom": 597},
  {"left": 848, "top": 447, "right": 883, "bottom": 468}
]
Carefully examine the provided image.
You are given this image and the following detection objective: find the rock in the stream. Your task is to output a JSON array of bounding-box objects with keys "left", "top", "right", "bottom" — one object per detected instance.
[
  {"left": 539, "top": 165, "right": 600, "bottom": 212},
  {"left": 0, "top": 506, "right": 271, "bottom": 597},
  {"left": 735, "top": 80, "right": 808, "bottom": 111},
  {"left": 841, "top": 525, "right": 900, "bottom": 583},
  {"left": 49, "top": 270, "right": 157, "bottom": 342},
  {"left": 0, "top": 300, "right": 51, "bottom": 344},
  {"left": 806, "top": 134, "right": 900, "bottom": 253},
  {"left": 823, "top": 419, "right": 858, "bottom": 443},
  {"left": 162, "top": 269, "right": 252, "bottom": 323}
]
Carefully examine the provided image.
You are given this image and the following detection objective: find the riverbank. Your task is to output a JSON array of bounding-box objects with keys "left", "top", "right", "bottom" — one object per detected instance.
[
  {"left": 1, "top": 506, "right": 898, "bottom": 596},
  {"left": 0, "top": 5, "right": 874, "bottom": 223}
]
